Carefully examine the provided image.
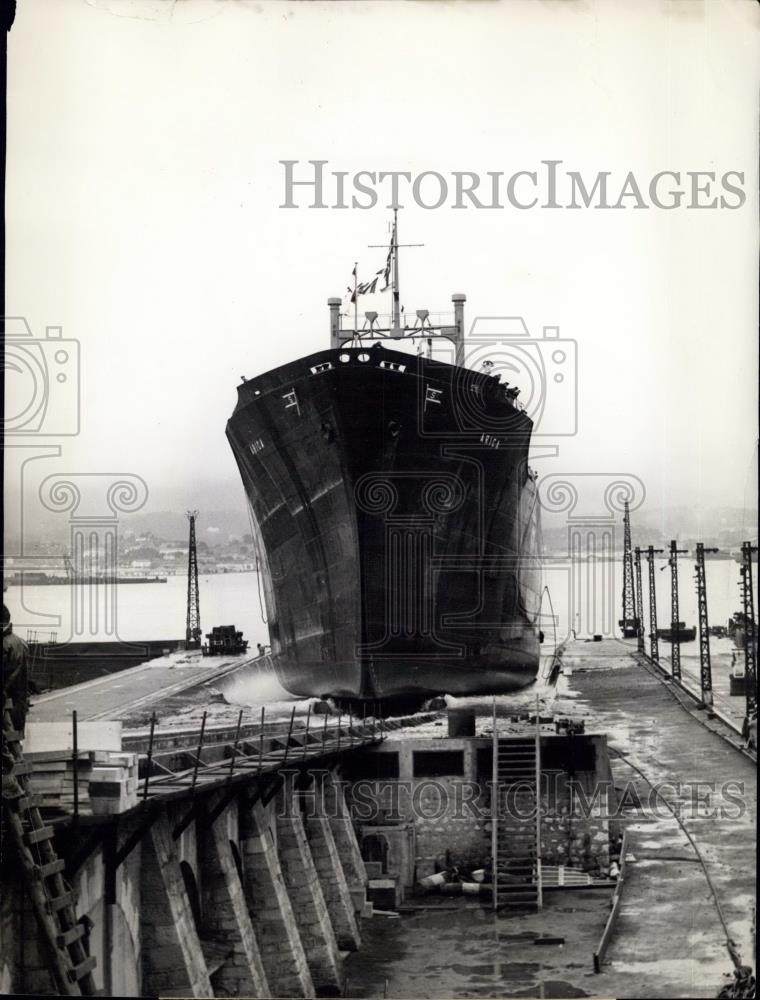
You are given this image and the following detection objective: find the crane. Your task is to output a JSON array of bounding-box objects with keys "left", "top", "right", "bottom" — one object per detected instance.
[
  {"left": 668, "top": 540, "right": 688, "bottom": 682},
  {"left": 619, "top": 501, "right": 638, "bottom": 638},
  {"left": 694, "top": 543, "right": 718, "bottom": 709},
  {"left": 634, "top": 546, "right": 645, "bottom": 653},
  {"left": 739, "top": 540, "right": 757, "bottom": 723},
  {"left": 185, "top": 510, "right": 202, "bottom": 650},
  {"left": 645, "top": 546, "right": 665, "bottom": 663}
]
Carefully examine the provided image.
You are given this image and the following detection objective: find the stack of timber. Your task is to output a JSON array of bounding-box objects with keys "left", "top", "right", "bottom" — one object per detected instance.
[
  {"left": 25, "top": 751, "right": 93, "bottom": 817},
  {"left": 26, "top": 750, "right": 140, "bottom": 817},
  {"left": 88, "top": 752, "right": 139, "bottom": 815}
]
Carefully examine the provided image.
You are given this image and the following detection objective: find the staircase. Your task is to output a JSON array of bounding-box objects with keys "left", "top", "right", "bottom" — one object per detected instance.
[
  {"left": 491, "top": 725, "right": 542, "bottom": 911},
  {"left": 2, "top": 699, "right": 98, "bottom": 995}
]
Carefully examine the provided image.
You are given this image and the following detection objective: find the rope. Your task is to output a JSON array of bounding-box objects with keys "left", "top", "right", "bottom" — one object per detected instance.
[
  {"left": 541, "top": 584, "right": 559, "bottom": 653},
  {"left": 537, "top": 585, "right": 561, "bottom": 686},
  {"left": 254, "top": 556, "right": 267, "bottom": 626},
  {"left": 245, "top": 500, "right": 268, "bottom": 625},
  {"left": 608, "top": 746, "right": 746, "bottom": 974}
]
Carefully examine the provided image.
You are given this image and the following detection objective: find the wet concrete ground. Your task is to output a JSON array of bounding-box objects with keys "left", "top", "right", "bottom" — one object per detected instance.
[
  {"left": 345, "top": 639, "right": 756, "bottom": 999},
  {"left": 624, "top": 633, "right": 747, "bottom": 733},
  {"left": 554, "top": 640, "right": 756, "bottom": 998},
  {"left": 28, "top": 647, "right": 257, "bottom": 722},
  {"left": 344, "top": 894, "right": 610, "bottom": 999}
]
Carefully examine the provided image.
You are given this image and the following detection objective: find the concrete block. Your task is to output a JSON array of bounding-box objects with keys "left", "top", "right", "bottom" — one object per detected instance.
[
  {"left": 325, "top": 774, "right": 368, "bottom": 894},
  {"left": 240, "top": 803, "right": 315, "bottom": 998},
  {"left": 367, "top": 878, "right": 399, "bottom": 910},
  {"left": 139, "top": 814, "right": 212, "bottom": 997},
  {"left": 350, "top": 888, "right": 367, "bottom": 914},
  {"left": 276, "top": 789, "right": 343, "bottom": 991},
  {"left": 89, "top": 767, "right": 125, "bottom": 782},
  {"left": 306, "top": 809, "right": 362, "bottom": 951},
  {"left": 200, "top": 807, "right": 270, "bottom": 998}
]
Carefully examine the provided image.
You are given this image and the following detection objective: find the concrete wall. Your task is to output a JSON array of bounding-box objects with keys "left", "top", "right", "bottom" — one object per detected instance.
[
  {"left": 4, "top": 739, "right": 609, "bottom": 993},
  {"left": 2, "top": 767, "right": 367, "bottom": 997},
  {"left": 0, "top": 822, "right": 143, "bottom": 996},
  {"left": 345, "top": 734, "right": 613, "bottom": 880},
  {"left": 346, "top": 737, "right": 490, "bottom": 878}
]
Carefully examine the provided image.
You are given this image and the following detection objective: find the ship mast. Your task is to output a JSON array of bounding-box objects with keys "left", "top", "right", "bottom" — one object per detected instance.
[
  {"left": 329, "top": 212, "right": 466, "bottom": 363},
  {"left": 392, "top": 207, "right": 400, "bottom": 332},
  {"left": 369, "top": 207, "right": 422, "bottom": 335}
]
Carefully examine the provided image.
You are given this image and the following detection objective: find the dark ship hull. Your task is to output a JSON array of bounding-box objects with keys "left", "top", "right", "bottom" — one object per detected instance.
[{"left": 227, "top": 345, "right": 542, "bottom": 706}]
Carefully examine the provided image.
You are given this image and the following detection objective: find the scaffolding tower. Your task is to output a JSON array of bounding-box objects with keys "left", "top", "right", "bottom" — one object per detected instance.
[
  {"left": 669, "top": 540, "right": 688, "bottom": 682},
  {"left": 740, "top": 541, "right": 757, "bottom": 721},
  {"left": 634, "top": 546, "right": 645, "bottom": 653},
  {"left": 619, "top": 501, "right": 638, "bottom": 638},
  {"left": 185, "top": 510, "right": 202, "bottom": 649},
  {"left": 646, "top": 546, "right": 664, "bottom": 663},
  {"left": 694, "top": 543, "right": 717, "bottom": 708}
]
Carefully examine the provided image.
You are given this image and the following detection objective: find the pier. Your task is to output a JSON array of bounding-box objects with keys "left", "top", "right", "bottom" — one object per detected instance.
[{"left": 27, "top": 648, "right": 267, "bottom": 724}]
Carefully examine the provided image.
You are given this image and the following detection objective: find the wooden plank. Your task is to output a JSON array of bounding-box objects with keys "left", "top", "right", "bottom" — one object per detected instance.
[
  {"left": 45, "top": 890, "right": 76, "bottom": 913},
  {"left": 592, "top": 829, "right": 629, "bottom": 973},
  {"left": 56, "top": 924, "right": 86, "bottom": 947},
  {"left": 34, "top": 859, "right": 67, "bottom": 880},
  {"left": 26, "top": 825, "right": 55, "bottom": 845},
  {"left": 9, "top": 760, "right": 33, "bottom": 776},
  {"left": 25, "top": 721, "right": 122, "bottom": 754},
  {"left": 70, "top": 955, "right": 97, "bottom": 981},
  {"left": 23, "top": 750, "right": 94, "bottom": 764},
  {"left": 593, "top": 890, "right": 623, "bottom": 972},
  {"left": 17, "top": 794, "right": 44, "bottom": 811}
]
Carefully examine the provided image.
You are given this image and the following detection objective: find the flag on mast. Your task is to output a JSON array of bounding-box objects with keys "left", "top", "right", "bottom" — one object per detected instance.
[
  {"left": 347, "top": 262, "right": 359, "bottom": 304},
  {"left": 346, "top": 220, "right": 394, "bottom": 309},
  {"left": 381, "top": 219, "right": 395, "bottom": 292}
]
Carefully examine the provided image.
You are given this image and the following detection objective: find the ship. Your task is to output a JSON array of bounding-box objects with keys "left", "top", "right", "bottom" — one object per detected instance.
[
  {"left": 728, "top": 611, "right": 757, "bottom": 651},
  {"left": 656, "top": 622, "right": 697, "bottom": 643},
  {"left": 226, "top": 218, "right": 542, "bottom": 711}
]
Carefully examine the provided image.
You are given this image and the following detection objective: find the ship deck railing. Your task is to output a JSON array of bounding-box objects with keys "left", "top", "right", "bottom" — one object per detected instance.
[{"left": 338, "top": 310, "right": 456, "bottom": 336}]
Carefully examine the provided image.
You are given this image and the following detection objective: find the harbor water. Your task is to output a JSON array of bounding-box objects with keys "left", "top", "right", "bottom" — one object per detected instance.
[{"left": 6, "top": 557, "right": 749, "bottom": 678}]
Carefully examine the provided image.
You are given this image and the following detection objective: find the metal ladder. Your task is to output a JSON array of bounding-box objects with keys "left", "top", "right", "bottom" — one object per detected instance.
[
  {"left": 491, "top": 708, "right": 542, "bottom": 910},
  {"left": 1, "top": 698, "right": 97, "bottom": 995}
]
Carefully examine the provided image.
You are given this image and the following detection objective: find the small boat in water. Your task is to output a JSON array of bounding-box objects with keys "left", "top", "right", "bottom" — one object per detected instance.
[{"left": 656, "top": 622, "right": 696, "bottom": 643}]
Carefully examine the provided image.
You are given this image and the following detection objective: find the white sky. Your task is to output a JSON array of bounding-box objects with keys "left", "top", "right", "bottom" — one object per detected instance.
[{"left": 5, "top": 0, "right": 759, "bottom": 533}]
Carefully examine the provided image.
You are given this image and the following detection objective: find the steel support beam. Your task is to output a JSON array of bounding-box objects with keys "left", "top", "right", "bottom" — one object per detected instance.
[{"left": 694, "top": 543, "right": 718, "bottom": 708}]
